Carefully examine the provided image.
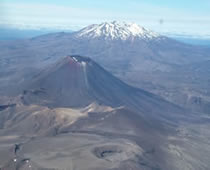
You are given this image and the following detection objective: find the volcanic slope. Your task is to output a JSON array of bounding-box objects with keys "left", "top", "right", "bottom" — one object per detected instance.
[{"left": 21, "top": 55, "right": 182, "bottom": 117}]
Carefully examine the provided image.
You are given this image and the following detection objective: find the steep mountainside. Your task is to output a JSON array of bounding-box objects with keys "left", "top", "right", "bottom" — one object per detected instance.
[{"left": 20, "top": 55, "right": 181, "bottom": 117}]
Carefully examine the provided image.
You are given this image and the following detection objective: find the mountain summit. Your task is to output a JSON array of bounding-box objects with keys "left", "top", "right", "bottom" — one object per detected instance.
[
  {"left": 74, "top": 21, "right": 160, "bottom": 40},
  {"left": 21, "top": 55, "right": 180, "bottom": 117}
]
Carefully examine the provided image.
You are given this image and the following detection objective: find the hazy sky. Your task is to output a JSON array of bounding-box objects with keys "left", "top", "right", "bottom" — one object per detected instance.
[{"left": 0, "top": 0, "right": 210, "bottom": 37}]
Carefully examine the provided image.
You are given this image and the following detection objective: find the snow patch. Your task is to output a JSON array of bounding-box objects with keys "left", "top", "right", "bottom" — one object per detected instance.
[
  {"left": 72, "top": 57, "right": 78, "bottom": 62},
  {"left": 81, "top": 61, "right": 86, "bottom": 67},
  {"left": 76, "top": 21, "right": 160, "bottom": 40},
  {"left": 81, "top": 61, "right": 88, "bottom": 88}
]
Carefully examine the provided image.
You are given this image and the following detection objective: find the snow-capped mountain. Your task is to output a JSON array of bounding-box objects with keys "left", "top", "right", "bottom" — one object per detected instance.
[{"left": 75, "top": 21, "right": 160, "bottom": 40}]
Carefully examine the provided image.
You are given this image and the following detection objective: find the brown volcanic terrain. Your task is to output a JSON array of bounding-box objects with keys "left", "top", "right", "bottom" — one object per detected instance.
[{"left": 0, "top": 55, "right": 210, "bottom": 170}]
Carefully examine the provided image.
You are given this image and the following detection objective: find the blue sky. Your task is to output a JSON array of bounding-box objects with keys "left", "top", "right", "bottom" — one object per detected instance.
[{"left": 0, "top": 0, "right": 210, "bottom": 37}]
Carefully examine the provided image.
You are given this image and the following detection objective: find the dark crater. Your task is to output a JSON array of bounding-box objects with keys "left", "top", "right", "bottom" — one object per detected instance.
[
  {"left": 92, "top": 145, "right": 122, "bottom": 159},
  {"left": 69, "top": 55, "right": 92, "bottom": 63}
]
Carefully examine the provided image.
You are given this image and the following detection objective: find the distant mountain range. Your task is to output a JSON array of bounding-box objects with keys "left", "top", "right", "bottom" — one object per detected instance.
[
  {"left": 0, "top": 27, "right": 73, "bottom": 40},
  {"left": 172, "top": 37, "right": 210, "bottom": 46},
  {"left": 1, "top": 24, "right": 210, "bottom": 46}
]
